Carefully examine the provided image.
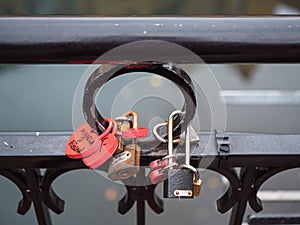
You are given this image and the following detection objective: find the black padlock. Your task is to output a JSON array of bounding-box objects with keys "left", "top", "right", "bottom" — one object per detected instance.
[
  {"left": 163, "top": 169, "right": 194, "bottom": 198},
  {"left": 163, "top": 112, "right": 197, "bottom": 198}
]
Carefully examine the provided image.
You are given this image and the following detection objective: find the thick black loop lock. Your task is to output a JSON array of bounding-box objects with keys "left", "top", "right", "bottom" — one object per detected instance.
[{"left": 82, "top": 61, "right": 197, "bottom": 139}]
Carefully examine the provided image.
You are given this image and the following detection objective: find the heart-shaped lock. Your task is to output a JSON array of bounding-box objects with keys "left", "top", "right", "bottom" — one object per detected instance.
[
  {"left": 64, "top": 118, "right": 113, "bottom": 159},
  {"left": 82, "top": 118, "right": 119, "bottom": 169}
]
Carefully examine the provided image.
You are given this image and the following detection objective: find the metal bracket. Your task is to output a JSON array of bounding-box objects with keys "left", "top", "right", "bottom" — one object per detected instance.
[{"left": 215, "top": 130, "right": 230, "bottom": 168}]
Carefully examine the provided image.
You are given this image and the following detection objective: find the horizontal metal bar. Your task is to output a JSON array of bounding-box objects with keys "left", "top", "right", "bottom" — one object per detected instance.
[
  {"left": 257, "top": 190, "right": 300, "bottom": 201},
  {"left": 0, "top": 132, "right": 300, "bottom": 168},
  {"left": 248, "top": 214, "right": 300, "bottom": 224},
  {"left": 0, "top": 16, "right": 300, "bottom": 64},
  {"left": 0, "top": 132, "right": 73, "bottom": 136},
  {"left": 221, "top": 90, "right": 300, "bottom": 105}
]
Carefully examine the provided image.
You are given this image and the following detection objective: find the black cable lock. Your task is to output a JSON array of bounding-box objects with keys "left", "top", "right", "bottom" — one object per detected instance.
[{"left": 82, "top": 61, "right": 197, "bottom": 139}]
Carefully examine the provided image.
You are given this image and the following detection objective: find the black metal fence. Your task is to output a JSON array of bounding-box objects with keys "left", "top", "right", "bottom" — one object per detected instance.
[{"left": 0, "top": 16, "right": 300, "bottom": 225}]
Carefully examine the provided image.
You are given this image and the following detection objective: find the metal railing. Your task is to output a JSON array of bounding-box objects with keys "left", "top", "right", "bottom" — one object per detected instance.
[{"left": 0, "top": 16, "right": 300, "bottom": 225}]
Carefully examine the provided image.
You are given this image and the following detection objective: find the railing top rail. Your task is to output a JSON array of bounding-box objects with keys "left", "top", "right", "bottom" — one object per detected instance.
[
  {"left": 1, "top": 132, "right": 299, "bottom": 168},
  {"left": 0, "top": 16, "right": 300, "bottom": 64}
]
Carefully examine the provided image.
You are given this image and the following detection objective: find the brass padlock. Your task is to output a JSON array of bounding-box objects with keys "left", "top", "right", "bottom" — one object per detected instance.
[
  {"left": 182, "top": 125, "right": 202, "bottom": 197},
  {"left": 108, "top": 111, "right": 141, "bottom": 181},
  {"left": 107, "top": 146, "right": 140, "bottom": 180},
  {"left": 114, "top": 116, "right": 132, "bottom": 155},
  {"left": 193, "top": 174, "right": 202, "bottom": 197},
  {"left": 185, "top": 126, "right": 202, "bottom": 197}
]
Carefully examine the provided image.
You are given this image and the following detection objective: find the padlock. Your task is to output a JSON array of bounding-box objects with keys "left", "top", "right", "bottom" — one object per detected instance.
[
  {"left": 152, "top": 121, "right": 180, "bottom": 144},
  {"left": 163, "top": 112, "right": 198, "bottom": 198},
  {"left": 114, "top": 116, "right": 132, "bottom": 155},
  {"left": 115, "top": 116, "right": 132, "bottom": 135},
  {"left": 149, "top": 155, "right": 175, "bottom": 171},
  {"left": 82, "top": 118, "right": 119, "bottom": 169},
  {"left": 184, "top": 126, "right": 202, "bottom": 197},
  {"left": 65, "top": 118, "right": 113, "bottom": 159},
  {"left": 149, "top": 162, "right": 178, "bottom": 185},
  {"left": 107, "top": 143, "right": 140, "bottom": 181},
  {"left": 193, "top": 174, "right": 202, "bottom": 197},
  {"left": 152, "top": 121, "right": 199, "bottom": 145},
  {"left": 149, "top": 168, "right": 165, "bottom": 185},
  {"left": 149, "top": 110, "right": 183, "bottom": 185},
  {"left": 179, "top": 164, "right": 202, "bottom": 197},
  {"left": 163, "top": 168, "right": 194, "bottom": 198},
  {"left": 149, "top": 119, "right": 180, "bottom": 172},
  {"left": 121, "top": 111, "right": 148, "bottom": 139},
  {"left": 108, "top": 111, "right": 142, "bottom": 181},
  {"left": 149, "top": 158, "right": 169, "bottom": 171}
]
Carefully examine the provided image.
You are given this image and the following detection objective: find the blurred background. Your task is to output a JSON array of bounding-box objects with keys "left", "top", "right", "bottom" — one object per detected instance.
[
  {"left": 0, "top": 1, "right": 300, "bottom": 225},
  {"left": 0, "top": 0, "right": 299, "bottom": 15}
]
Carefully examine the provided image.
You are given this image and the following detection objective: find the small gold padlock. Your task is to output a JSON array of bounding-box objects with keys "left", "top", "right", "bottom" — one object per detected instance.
[
  {"left": 193, "top": 175, "right": 202, "bottom": 197},
  {"left": 183, "top": 124, "right": 202, "bottom": 197}
]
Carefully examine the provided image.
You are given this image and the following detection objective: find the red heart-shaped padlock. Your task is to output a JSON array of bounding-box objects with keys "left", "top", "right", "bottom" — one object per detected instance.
[
  {"left": 82, "top": 118, "right": 119, "bottom": 169},
  {"left": 64, "top": 119, "right": 113, "bottom": 159}
]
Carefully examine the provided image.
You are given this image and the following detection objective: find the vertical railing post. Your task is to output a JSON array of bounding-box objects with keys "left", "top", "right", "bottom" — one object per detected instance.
[{"left": 25, "top": 169, "right": 52, "bottom": 225}]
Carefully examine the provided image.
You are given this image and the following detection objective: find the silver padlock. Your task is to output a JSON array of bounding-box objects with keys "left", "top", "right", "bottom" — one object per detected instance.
[{"left": 149, "top": 110, "right": 181, "bottom": 185}]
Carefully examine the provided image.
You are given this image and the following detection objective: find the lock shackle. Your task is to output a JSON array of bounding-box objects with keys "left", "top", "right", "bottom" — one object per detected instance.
[
  {"left": 108, "top": 117, "right": 117, "bottom": 136},
  {"left": 122, "top": 111, "right": 138, "bottom": 129},
  {"left": 82, "top": 61, "right": 197, "bottom": 139},
  {"left": 164, "top": 162, "right": 179, "bottom": 171},
  {"left": 97, "top": 117, "right": 114, "bottom": 139},
  {"left": 180, "top": 125, "right": 200, "bottom": 181},
  {"left": 185, "top": 126, "right": 190, "bottom": 166},
  {"left": 179, "top": 164, "right": 200, "bottom": 181},
  {"left": 152, "top": 122, "right": 180, "bottom": 144},
  {"left": 168, "top": 110, "right": 184, "bottom": 159},
  {"left": 162, "top": 154, "right": 176, "bottom": 161},
  {"left": 115, "top": 116, "right": 132, "bottom": 124},
  {"left": 114, "top": 116, "right": 133, "bottom": 135}
]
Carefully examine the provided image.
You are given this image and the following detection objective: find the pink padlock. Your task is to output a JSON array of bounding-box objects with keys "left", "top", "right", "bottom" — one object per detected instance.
[
  {"left": 149, "top": 155, "right": 176, "bottom": 170},
  {"left": 149, "top": 168, "right": 165, "bottom": 185},
  {"left": 149, "top": 162, "right": 179, "bottom": 185},
  {"left": 64, "top": 118, "right": 113, "bottom": 159},
  {"left": 82, "top": 118, "right": 119, "bottom": 169},
  {"left": 149, "top": 159, "right": 169, "bottom": 171}
]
